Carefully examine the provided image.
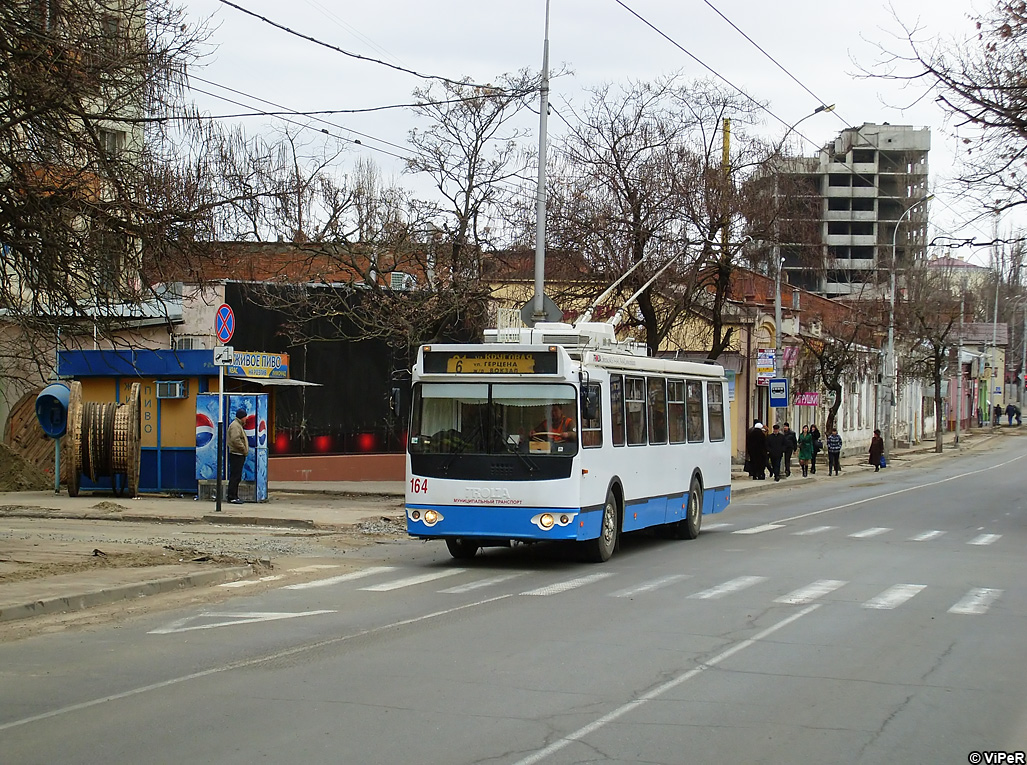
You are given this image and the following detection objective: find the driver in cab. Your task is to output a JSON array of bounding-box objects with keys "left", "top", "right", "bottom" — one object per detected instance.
[{"left": 531, "top": 403, "right": 576, "bottom": 443}]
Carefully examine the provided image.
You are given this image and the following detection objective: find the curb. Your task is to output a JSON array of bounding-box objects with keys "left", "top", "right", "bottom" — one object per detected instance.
[
  {"left": 0, "top": 565, "right": 255, "bottom": 624},
  {"left": 201, "top": 515, "right": 317, "bottom": 529}
]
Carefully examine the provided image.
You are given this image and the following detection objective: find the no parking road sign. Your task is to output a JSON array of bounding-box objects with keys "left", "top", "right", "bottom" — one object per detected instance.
[{"left": 215, "top": 304, "right": 235, "bottom": 344}]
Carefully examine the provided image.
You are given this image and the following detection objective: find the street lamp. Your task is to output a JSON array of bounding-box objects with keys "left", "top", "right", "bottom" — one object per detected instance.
[
  {"left": 772, "top": 104, "right": 835, "bottom": 423},
  {"left": 884, "top": 193, "right": 933, "bottom": 458}
]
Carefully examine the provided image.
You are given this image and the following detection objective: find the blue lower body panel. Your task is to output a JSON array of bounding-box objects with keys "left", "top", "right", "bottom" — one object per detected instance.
[
  {"left": 406, "top": 503, "right": 602, "bottom": 542},
  {"left": 705, "top": 485, "right": 730, "bottom": 514}
]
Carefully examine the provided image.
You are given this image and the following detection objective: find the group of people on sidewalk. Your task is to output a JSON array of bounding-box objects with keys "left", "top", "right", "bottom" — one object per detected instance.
[{"left": 745, "top": 420, "right": 886, "bottom": 481}]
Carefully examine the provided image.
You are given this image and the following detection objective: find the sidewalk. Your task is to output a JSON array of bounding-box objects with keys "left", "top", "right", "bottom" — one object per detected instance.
[{"left": 0, "top": 431, "right": 1000, "bottom": 626}]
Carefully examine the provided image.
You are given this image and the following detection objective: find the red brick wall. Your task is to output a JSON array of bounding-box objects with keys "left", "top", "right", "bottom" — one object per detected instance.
[{"left": 268, "top": 453, "right": 404, "bottom": 482}]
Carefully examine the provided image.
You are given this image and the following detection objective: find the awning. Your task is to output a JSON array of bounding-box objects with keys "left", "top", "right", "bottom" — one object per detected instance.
[{"left": 227, "top": 375, "right": 322, "bottom": 387}]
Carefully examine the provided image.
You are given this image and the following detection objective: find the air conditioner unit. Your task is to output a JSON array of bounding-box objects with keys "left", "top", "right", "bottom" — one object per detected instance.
[
  {"left": 390, "top": 271, "right": 415, "bottom": 291},
  {"left": 156, "top": 380, "right": 188, "bottom": 399},
  {"left": 173, "top": 336, "right": 203, "bottom": 351}
]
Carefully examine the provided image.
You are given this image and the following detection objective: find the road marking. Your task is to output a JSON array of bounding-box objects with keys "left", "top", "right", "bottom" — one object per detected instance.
[
  {"left": 521, "top": 572, "right": 614, "bottom": 596},
  {"left": 792, "top": 525, "right": 835, "bottom": 536},
  {"left": 774, "top": 579, "right": 847, "bottom": 605},
  {"left": 290, "top": 564, "right": 341, "bottom": 573},
  {"left": 849, "top": 527, "right": 892, "bottom": 539},
  {"left": 149, "top": 610, "right": 336, "bottom": 634},
  {"left": 703, "top": 522, "right": 732, "bottom": 531},
  {"left": 948, "top": 588, "right": 1003, "bottom": 614},
  {"left": 863, "top": 584, "right": 926, "bottom": 609},
  {"left": 609, "top": 574, "right": 693, "bottom": 598},
  {"left": 968, "top": 533, "right": 1001, "bottom": 546},
  {"left": 908, "top": 530, "right": 946, "bottom": 542},
  {"left": 733, "top": 523, "right": 786, "bottom": 535},
  {"left": 282, "top": 566, "right": 396, "bottom": 590},
  {"left": 439, "top": 572, "right": 527, "bottom": 593},
  {"left": 360, "top": 568, "right": 468, "bottom": 591},
  {"left": 688, "top": 575, "right": 766, "bottom": 600},
  {"left": 219, "top": 575, "right": 284, "bottom": 588},
  {"left": 510, "top": 604, "right": 822, "bottom": 765},
  {"left": 2, "top": 594, "right": 514, "bottom": 733},
  {"left": 773, "top": 452, "right": 1027, "bottom": 525}
]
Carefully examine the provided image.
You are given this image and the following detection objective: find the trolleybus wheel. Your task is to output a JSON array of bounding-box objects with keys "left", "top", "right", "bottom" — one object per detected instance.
[
  {"left": 445, "top": 538, "right": 480, "bottom": 560},
  {"left": 678, "top": 476, "right": 703, "bottom": 540},
  {"left": 583, "top": 489, "right": 619, "bottom": 562}
]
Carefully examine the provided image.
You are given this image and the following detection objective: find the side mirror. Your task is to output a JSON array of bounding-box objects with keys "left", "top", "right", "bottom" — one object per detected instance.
[{"left": 581, "top": 388, "right": 599, "bottom": 420}]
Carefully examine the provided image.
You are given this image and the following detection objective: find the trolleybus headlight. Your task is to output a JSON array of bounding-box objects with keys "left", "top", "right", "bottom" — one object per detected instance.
[
  {"left": 539, "top": 513, "right": 555, "bottom": 529},
  {"left": 411, "top": 510, "right": 421, "bottom": 521},
  {"left": 560, "top": 514, "right": 570, "bottom": 525},
  {"left": 423, "top": 509, "right": 441, "bottom": 526}
]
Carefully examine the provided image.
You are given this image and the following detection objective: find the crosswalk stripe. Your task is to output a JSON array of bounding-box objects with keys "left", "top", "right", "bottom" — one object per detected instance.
[
  {"left": 361, "top": 568, "right": 468, "bottom": 592},
  {"left": 703, "top": 522, "right": 733, "bottom": 531},
  {"left": 948, "top": 588, "right": 1003, "bottom": 614},
  {"left": 521, "top": 572, "right": 615, "bottom": 596},
  {"left": 849, "top": 527, "right": 892, "bottom": 539},
  {"left": 792, "top": 525, "right": 835, "bottom": 536},
  {"left": 733, "top": 524, "right": 786, "bottom": 535},
  {"left": 908, "top": 530, "right": 946, "bottom": 542},
  {"left": 863, "top": 584, "right": 926, "bottom": 609},
  {"left": 968, "top": 534, "right": 1001, "bottom": 546},
  {"left": 283, "top": 566, "right": 397, "bottom": 590},
  {"left": 220, "top": 575, "right": 284, "bottom": 588},
  {"left": 609, "top": 574, "right": 693, "bottom": 598},
  {"left": 688, "top": 575, "right": 766, "bottom": 600},
  {"left": 439, "top": 572, "right": 527, "bottom": 593},
  {"left": 774, "top": 579, "right": 847, "bottom": 605}
]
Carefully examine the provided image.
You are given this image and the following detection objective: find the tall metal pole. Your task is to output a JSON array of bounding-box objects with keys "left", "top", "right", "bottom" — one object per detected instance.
[
  {"left": 955, "top": 285, "right": 965, "bottom": 445},
  {"left": 531, "top": 0, "right": 551, "bottom": 324},
  {"left": 885, "top": 194, "right": 932, "bottom": 459},
  {"left": 1021, "top": 306, "right": 1026, "bottom": 409}
]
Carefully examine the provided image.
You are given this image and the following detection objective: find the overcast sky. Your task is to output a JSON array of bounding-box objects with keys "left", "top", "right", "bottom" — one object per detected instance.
[{"left": 180, "top": 0, "right": 1002, "bottom": 262}]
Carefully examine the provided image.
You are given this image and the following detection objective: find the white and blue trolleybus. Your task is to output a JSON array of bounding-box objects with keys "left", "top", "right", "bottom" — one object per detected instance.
[{"left": 405, "top": 321, "right": 732, "bottom": 562}]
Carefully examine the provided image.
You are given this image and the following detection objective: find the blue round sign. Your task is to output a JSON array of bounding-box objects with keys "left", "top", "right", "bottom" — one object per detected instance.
[{"left": 215, "top": 304, "right": 235, "bottom": 344}]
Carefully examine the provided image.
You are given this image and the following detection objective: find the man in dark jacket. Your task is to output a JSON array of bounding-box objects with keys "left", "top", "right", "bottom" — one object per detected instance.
[
  {"left": 766, "top": 424, "right": 786, "bottom": 482},
  {"left": 781, "top": 422, "right": 798, "bottom": 477},
  {"left": 745, "top": 421, "right": 768, "bottom": 480}
]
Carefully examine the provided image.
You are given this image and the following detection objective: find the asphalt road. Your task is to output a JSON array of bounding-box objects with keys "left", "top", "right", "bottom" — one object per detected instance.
[{"left": 1, "top": 439, "right": 1025, "bottom": 764}]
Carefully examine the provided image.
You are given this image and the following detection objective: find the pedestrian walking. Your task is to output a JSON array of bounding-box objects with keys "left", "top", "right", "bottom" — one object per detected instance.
[
  {"left": 809, "top": 423, "right": 822, "bottom": 474},
  {"left": 782, "top": 422, "right": 797, "bottom": 477},
  {"left": 797, "top": 425, "right": 814, "bottom": 477},
  {"left": 1006, "top": 403, "right": 1017, "bottom": 426},
  {"left": 766, "top": 424, "right": 786, "bottom": 482},
  {"left": 227, "top": 407, "right": 249, "bottom": 503},
  {"left": 994, "top": 403, "right": 1003, "bottom": 425},
  {"left": 826, "top": 427, "right": 842, "bottom": 476},
  {"left": 745, "top": 421, "right": 768, "bottom": 480},
  {"left": 869, "top": 428, "right": 885, "bottom": 472}
]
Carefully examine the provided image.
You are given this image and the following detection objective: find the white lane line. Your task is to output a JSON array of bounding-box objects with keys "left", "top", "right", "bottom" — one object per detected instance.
[
  {"left": 282, "top": 566, "right": 397, "bottom": 590},
  {"left": 521, "top": 572, "right": 615, "bottom": 596},
  {"left": 439, "top": 572, "right": 526, "bottom": 594},
  {"left": 849, "top": 527, "right": 892, "bottom": 539},
  {"left": 968, "top": 534, "right": 1001, "bottom": 546},
  {"left": 774, "top": 579, "right": 847, "bottom": 605},
  {"left": 361, "top": 568, "right": 468, "bottom": 592},
  {"left": 792, "top": 525, "right": 835, "bottom": 536},
  {"left": 511, "top": 604, "right": 822, "bottom": 765},
  {"left": 703, "top": 522, "right": 733, "bottom": 531},
  {"left": 219, "top": 575, "right": 284, "bottom": 588},
  {"left": 4, "top": 593, "right": 514, "bottom": 733},
  {"left": 948, "top": 588, "right": 1003, "bottom": 615},
  {"left": 733, "top": 523, "right": 786, "bottom": 535},
  {"left": 863, "top": 584, "right": 926, "bottom": 609},
  {"left": 908, "top": 530, "right": 946, "bottom": 542},
  {"left": 773, "top": 452, "right": 1027, "bottom": 525},
  {"left": 149, "top": 610, "right": 335, "bottom": 634},
  {"left": 688, "top": 575, "right": 767, "bottom": 600},
  {"left": 609, "top": 574, "right": 693, "bottom": 598},
  {"left": 291, "top": 564, "right": 341, "bottom": 573}
]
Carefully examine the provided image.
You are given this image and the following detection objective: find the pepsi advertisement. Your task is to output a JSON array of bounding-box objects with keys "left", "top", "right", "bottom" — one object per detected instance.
[{"left": 196, "top": 393, "right": 268, "bottom": 501}]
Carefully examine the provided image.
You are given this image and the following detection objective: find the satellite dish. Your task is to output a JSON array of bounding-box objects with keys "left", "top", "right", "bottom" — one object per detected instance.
[{"left": 520, "top": 294, "right": 563, "bottom": 327}]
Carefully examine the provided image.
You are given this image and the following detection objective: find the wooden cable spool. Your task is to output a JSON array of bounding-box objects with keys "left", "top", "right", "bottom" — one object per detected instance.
[{"left": 66, "top": 382, "right": 141, "bottom": 497}]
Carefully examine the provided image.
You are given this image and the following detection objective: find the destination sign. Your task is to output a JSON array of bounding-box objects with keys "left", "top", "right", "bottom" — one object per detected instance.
[{"left": 423, "top": 351, "right": 558, "bottom": 375}]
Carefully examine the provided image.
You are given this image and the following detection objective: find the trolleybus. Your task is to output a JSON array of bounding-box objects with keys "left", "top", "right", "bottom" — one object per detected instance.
[{"left": 405, "top": 321, "right": 731, "bottom": 561}]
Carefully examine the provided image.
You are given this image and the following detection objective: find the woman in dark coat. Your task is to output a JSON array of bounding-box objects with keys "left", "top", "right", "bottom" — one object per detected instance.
[
  {"left": 869, "top": 428, "right": 885, "bottom": 472},
  {"left": 746, "top": 422, "right": 768, "bottom": 479}
]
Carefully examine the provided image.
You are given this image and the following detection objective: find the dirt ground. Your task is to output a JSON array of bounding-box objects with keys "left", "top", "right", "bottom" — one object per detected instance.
[{"left": 0, "top": 443, "right": 51, "bottom": 492}]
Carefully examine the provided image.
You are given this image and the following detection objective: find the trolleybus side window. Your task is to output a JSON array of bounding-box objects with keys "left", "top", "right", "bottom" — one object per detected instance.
[
  {"left": 708, "top": 381, "right": 726, "bottom": 441},
  {"left": 610, "top": 374, "right": 625, "bottom": 446},
  {"left": 686, "top": 380, "right": 705, "bottom": 443},
  {"left": 581, "top": 383, "right": 603, "bottom": 448},
  {"left": 647, "top": 377, "right": 667, "bottom": 444},
  {"left": 667, "top": 379, "right": 686, "bottom": 444},
  {"left": 625, "top": 376, "right": 648, "bottom": 446}
]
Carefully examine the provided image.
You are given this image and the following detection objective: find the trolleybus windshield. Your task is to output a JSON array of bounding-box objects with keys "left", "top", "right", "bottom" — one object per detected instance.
[{"left": 408, "top": 382, "right": 578, "bottom": 456}]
